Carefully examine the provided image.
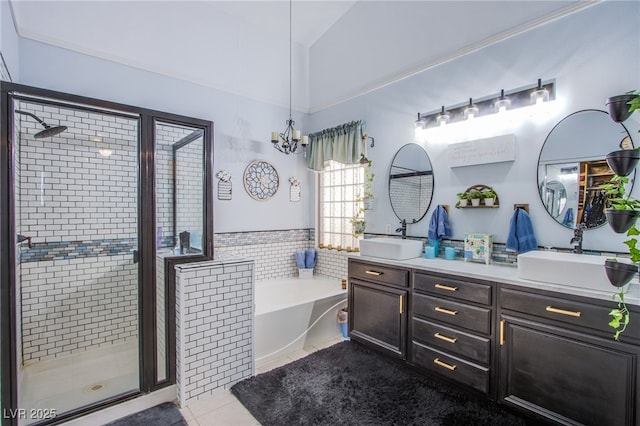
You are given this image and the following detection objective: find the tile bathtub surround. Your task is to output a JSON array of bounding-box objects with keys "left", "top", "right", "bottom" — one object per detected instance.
[
  {"left": 215, "top": 229, "right": 313, "bottom": 281},
  {"left": 175, "top": 258, "right": 254, "bottom": 407}
]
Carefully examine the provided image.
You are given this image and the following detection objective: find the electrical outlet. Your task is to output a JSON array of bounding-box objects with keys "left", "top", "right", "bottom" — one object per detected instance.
[{"left": 385, "top": 224, "right": 392, "bottom": 234}]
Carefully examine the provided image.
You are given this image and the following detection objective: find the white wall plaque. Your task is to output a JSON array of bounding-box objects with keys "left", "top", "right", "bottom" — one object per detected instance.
[{"left": 447, "top": 134, "right": 516, "bottom": 168}]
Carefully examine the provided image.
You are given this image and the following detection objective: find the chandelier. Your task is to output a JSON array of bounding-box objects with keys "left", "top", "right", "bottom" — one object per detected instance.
[{"left": 271, "top": 0, "right": 308, "bottom": 155}]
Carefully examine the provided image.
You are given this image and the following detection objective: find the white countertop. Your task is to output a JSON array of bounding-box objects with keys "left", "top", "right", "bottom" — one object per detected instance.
[{"left": 351, "top": 253, "right": 640, "bottom": 306}]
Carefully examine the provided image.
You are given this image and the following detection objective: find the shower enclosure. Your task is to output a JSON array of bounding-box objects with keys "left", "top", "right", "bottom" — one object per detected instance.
[{"left": 0, "top": 82, "right": 213, "bottom": 425}]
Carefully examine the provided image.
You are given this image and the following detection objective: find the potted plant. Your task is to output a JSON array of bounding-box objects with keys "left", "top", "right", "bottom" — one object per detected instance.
[
  {"left": 468, "top": 189, "right": 483, "bottom": 207},
  {"left": 602, "top": 175, "right": 640, "bottom": 233},
  {"left": 455, "top": 191, "right": 469, "bottom": 208},
  {"left": 351, "top": 217, "right": 366, "bottom": 236},
  {"left": 606, "top": 91, "right": 639, "bottom": 123},
  {"left": 482, "top": 189, "right": 496, "bottom": 206},
  {"left": 602, "top": 93, "right": 640, "bottom": 340}
]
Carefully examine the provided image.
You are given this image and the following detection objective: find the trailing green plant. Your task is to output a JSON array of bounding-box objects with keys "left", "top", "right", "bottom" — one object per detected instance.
[
  {"left": 609, "top": 285, "right": 630, "bottom": 341},
  {"left": 601, "top": 93, "right": 640, "bottom": 339},
  {"left": 352, "top": 160, "right": 374, "bottom": 236},
  {"left": 601, "top": 175, "right": 640, "bottom": 210}
]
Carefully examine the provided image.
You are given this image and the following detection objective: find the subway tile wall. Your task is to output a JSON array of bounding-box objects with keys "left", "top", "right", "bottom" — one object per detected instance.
[
  {"left": 215, "top": 229, "right": 318, "bottom": 281},
  {"left": 16, "top": 101, "right": 140, "bottom": 363},
  {"left": 175, "top": 258, "right": 254, "bottom": 407},
  {"left": 156, "top": 123, "right": 203, "bottom": 250},
  {"left": 20, "top": 255, "right": 138, "bottom": 364}
]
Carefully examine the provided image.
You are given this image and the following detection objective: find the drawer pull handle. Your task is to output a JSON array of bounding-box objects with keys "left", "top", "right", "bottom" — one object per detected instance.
[
  {"left": 435, "top": 283, "right": 458, "bottom": 292},
  {"left": 434, "top": 333, "right": 457, "bottom": 344},
  {"left": 545, "top": 306, "right": 581, "bottom": 318},
  {"left": 435, "top": 306, "right": 458, "bottom": 316},
  {"left": 500, "top": 320, "right": 505, "bottom": 346},
  {"left": 365, "top": 270, "right": 383, "bottom": 276},
  {"left": 433, "top": 358, "right": 456, "bottom": 371},
  {"left": 399, "top": 295, "right": 404, "bottom": 314}
]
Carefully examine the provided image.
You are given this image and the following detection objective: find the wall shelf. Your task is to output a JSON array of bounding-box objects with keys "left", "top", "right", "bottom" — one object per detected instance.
[{"left": 456, "top": 184, "right": 500, "bottom": 209}]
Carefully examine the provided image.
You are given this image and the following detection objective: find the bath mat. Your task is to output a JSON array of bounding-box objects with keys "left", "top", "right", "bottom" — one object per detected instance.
[
  {"left": 104, "top": 402, "right": 187, "bottom": 426},
  {"left": 231, "top": 341, "right": 541, "bottom": 426}
]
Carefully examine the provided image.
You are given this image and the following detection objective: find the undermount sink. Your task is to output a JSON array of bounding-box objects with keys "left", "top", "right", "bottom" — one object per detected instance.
[
  {"left": 359, "top": 238, "right": 423, "bottom": 260},
  {"left": 517, "top": 250, "right": 637, "bottom": 293}
]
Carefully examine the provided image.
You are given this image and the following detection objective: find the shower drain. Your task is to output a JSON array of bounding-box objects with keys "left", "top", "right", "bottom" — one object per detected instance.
[{"left": 85, "top": 383, "right": 107, "bottom": 393}]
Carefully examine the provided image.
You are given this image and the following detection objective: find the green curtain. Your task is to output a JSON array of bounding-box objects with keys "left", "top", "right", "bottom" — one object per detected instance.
[{"left": 306, "top": 120, "right": 362, "bottom": 171}]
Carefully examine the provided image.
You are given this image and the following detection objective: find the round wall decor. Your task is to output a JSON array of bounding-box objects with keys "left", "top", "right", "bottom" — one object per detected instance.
[{"left": 243, "top": 160, "right": 279, "bottom": 201}]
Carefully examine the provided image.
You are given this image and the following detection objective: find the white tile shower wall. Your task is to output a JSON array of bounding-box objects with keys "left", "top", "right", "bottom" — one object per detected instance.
[
  {"left": 20, "top": 255, "right": 138, "bottom": 363},
  {"left": 176, "top": 140, "right": 203, "bottom": 245},
  {"left": 156, "top": 123, "right": 200, "bottom": 249},
  {"left": 16, "top": 102, "right": 139, "bottom": 363},
  {"left": 175, "top": 259, "right": 254, "bottom": 407},
  {"left": 156, "top": 254, "right": 167, "bottom": 380},
  {"left": 16, "top": 103, "right": 138, "bottom": 242}
]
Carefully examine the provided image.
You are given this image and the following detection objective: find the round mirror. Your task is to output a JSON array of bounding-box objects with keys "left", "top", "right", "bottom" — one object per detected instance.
[
  {"left": 537, "top": 109, "right": 633, "bottom": 230},
  {"left": 388, "top": 143, "right": 434, "bottom": 223}
]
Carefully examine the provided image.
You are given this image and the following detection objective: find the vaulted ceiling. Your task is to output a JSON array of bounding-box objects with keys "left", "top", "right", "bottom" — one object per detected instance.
[{"left": 9, "top": 0, "right": 596, "bottom": 112}]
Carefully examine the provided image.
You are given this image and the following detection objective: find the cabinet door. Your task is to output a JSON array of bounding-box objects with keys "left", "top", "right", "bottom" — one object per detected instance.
[
  {"left": 499, "top": 316, "right": 637, "bottom": 426},
  {"left": 349, "top": 279, "right": 407, "bottom": 359}
]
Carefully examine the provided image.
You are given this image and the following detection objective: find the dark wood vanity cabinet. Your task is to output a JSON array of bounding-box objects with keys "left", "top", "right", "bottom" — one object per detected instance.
[
  {"left": 410, "top": 271, "right": 494, "bottom": 395},
  {"left": 348, "top": 259, "right": 409, "bottom": 359},
  {"left": 498, "top": 286, "right": 640, "bottom": 426}
]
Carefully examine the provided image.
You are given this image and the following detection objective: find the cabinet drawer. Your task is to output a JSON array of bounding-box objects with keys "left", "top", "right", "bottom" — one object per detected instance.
[
  {"left": 414, "top": 272, "right": 491, "bottom": 305},
  {"left": 412, "top": 341, "right": 489, "bottom": 394},
  {"left": 349, "top": 260, "right": 409, "bottom": 288},
  {"left": 412, "top": 317, "right": 490, "bottom": 364},
  {"left": 500, "top": 287, "right": 635, "bottom": 337},
  {"left": 413, "top": 294, "right": 491, "bottom": 335}
]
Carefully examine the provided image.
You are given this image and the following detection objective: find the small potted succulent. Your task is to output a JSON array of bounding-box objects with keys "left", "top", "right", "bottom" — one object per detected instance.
[
  {"left": 455, "top": 191, "right": 470, "bottom": 208},
  {"left": 482, "top": 189, "right": 497, "bottom": 206},
  {"left": 468, "top": 189, "right": 483, "bottom": 207}
]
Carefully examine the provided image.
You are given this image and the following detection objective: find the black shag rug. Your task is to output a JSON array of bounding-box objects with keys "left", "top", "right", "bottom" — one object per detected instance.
[
  {"left": 231, "top": 341, "right": 541, "bottom": 426},
  {"left": 104, "top": 402, "right": 187, "bottom": 426}
]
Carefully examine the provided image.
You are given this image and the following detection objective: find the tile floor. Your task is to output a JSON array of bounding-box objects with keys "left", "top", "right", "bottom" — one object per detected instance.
[{"left": 179, "top": 336, "right": 345, "bottom": 426}]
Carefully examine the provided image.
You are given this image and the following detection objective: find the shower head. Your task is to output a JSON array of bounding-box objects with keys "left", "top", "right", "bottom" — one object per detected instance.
[
  {"left": 15, "top": 109, "right": 68, "bottom": 139},
  {"left": 34, "top": 125, "right": 68, "bottom": 139}
]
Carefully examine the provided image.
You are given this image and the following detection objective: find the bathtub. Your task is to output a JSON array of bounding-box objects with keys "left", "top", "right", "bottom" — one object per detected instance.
[{"left": 254, "top": 277, "right": 347, "bottom": 364}]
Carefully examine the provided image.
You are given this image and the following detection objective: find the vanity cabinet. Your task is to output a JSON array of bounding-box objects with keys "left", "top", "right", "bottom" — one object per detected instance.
[
  {"left": 498, "top": 286, "right": 640, "bottom": 426},
  {"left": 348, "top": 259, "right": 409, "bottom": 359},
  {"left": 410, "top": 271, "right": 494, "bottom": 395}
]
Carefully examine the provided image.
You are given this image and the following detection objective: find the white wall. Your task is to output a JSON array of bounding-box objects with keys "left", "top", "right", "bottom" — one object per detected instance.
[
  {"left": 17, "top": 38, "right": 313, "bottom": 233},
  {"left": 309, "top": 1, "right": 640, "bottom": 253},
  {"left": 12, "top": 1, "right": 640, "bottom": 252},
  {"left": 1, "top": 0, "right": 19, "bottom": 80}
]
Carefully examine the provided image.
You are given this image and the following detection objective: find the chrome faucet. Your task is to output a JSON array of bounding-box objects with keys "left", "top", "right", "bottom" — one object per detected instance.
[
  {"left": 570, "top": 224, "right": 586, "bottom": 254},
  {"left": 396, "top": 219, "right": 407, "bottom": 239}
]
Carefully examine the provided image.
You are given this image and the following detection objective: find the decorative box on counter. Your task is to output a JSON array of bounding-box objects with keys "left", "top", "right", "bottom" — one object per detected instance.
[{"left": 464, "top": 233, "right": 492, "bottom": 265}]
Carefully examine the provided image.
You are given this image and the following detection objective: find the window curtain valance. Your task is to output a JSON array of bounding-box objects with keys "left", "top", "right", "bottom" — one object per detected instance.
[{"left": 306, "top": 120, "right": 363, "bottom": 171}]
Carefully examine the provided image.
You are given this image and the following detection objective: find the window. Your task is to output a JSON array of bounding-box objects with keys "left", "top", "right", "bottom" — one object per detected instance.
[{"left": 318, "top": 160, "right": 365, "bottom": 250}]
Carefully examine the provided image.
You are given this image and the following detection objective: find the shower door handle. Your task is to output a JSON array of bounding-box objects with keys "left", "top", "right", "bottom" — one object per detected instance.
[{"left": 132, "top": 250, "right": 139, "bottom": 264}]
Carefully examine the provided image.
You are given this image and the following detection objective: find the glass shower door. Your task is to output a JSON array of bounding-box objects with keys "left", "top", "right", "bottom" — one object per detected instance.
[{"left": 14, "top": 100, "right": 140, "bottom": 424}]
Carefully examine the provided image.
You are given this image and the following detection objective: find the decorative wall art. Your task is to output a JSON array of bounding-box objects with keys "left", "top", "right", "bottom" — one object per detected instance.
[
  {"left": 289, "top": 177, "right": 301, "bottom": 202},
  {"left": 243, "top": 160, "right": 279, "bottom": 201},
  {"left": 216, "top": 170, "right": 232, "bottom": 200}
]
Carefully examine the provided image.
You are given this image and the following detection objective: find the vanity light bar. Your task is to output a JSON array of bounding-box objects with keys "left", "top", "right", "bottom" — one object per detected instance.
[{"left": 416, "top": 79, "right": 555, "bottom": 129}]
